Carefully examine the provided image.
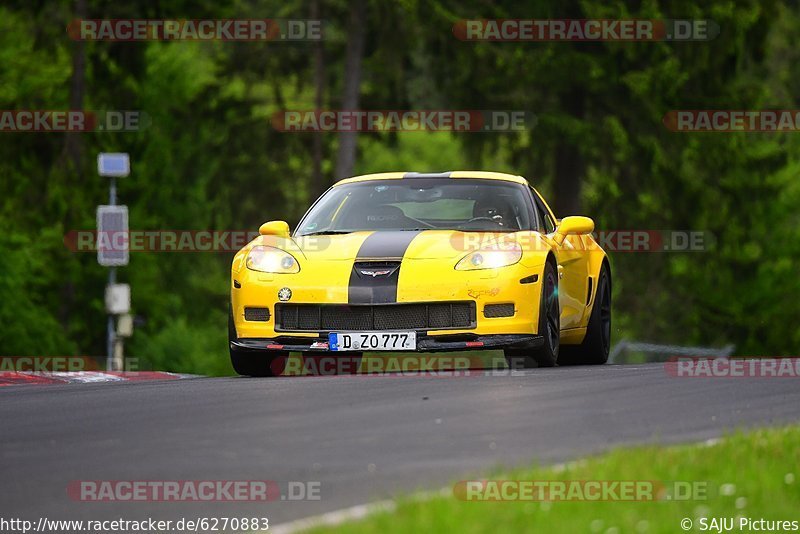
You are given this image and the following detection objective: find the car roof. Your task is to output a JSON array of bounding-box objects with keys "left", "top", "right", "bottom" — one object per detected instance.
[{"left": 334, "top": 171, "right": 529, "bottom": 186}]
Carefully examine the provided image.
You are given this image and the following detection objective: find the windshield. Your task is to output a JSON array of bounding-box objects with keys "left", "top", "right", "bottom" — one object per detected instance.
[{"left": 296, "top": 178, "right": 535, "bottom": 235}]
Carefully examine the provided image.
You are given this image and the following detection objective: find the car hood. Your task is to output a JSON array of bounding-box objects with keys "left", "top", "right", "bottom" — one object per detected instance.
[{"left": 275, "top": 230, "right": 523, "bottom": 261}]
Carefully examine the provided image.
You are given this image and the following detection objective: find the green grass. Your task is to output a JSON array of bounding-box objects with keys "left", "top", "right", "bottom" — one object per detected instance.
[{"left": 305, "top": 426, "right": 800, "bottom": 533}]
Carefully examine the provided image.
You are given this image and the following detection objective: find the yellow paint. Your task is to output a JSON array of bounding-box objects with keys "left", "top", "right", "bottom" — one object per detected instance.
[
  {"left": 335, "top": 170, "right": 528, "bottom": 186},
  {"left": 232, "top": 173, "right": 609, "bottom": 345}
]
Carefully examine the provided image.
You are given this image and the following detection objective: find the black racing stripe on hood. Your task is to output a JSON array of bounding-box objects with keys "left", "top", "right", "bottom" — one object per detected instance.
[{"left": 348, "top": 231, "right": 421, "bottom": 304}]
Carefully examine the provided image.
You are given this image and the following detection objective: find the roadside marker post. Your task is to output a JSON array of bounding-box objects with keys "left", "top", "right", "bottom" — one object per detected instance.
[{"left": 97, "top": 153, "right": 131, "bottom": 371}]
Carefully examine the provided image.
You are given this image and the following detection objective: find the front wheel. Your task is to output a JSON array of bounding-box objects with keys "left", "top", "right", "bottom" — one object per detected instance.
[
  {"left": 229, "top": 306, "right": 289, "bottom": 376},
  {"left": 505, "top": 261, "right": 560, "bottom": 369},
  {"left": 230, "top": 345, "right": 290, "bottom": 377},
  {"left": 558, "top": 264, "right": 611, "bottom": 366}
]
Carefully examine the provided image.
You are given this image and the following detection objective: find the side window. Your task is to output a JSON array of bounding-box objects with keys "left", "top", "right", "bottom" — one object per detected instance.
[
  {"left": 543, "top": 207, "right": 556, "bottom": 234},
  {"left": 530, "top": 189, "right": 556, "bottom": 234}
]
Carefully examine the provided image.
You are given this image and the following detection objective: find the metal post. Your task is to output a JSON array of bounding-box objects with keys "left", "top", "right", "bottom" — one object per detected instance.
[
  {"left": 109, "top": 176, "right": 117, "bottom": 205},
  {"left": 106, "top": 176, "right": 117, "bottom": 372},
  {"left": 106, "top": 268, "right": 116, "bottom": 371}
]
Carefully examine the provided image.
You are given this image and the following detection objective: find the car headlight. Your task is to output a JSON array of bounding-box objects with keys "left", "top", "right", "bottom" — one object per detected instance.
[
  {"left": 455, "top": 242, "right": 522, "bottom": 270},
  {"left": 246, "top": 245, "right": 300, "bottom": 273}
]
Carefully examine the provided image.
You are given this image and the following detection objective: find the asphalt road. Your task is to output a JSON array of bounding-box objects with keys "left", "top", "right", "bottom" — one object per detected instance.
[{"left": 1, "top": 363, "right": 799, "bottom": 528}]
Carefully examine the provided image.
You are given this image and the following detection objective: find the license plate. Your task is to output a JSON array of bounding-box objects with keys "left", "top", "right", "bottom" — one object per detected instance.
[{"left": 328, "top": 331, "right": 416, "bottom": 351}]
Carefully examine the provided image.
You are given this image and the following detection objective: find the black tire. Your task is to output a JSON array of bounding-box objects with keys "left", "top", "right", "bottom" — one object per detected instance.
[
  {"left": 229, "top": 305, "right": 289, "bottom": 377},
  {"left": 230, "top": 345, "right": 289, "bottom": 377},
  {"left": 302, "top": 352, "right": 362, "bottom": 376},
  {"left": 558, "top": 264, "right": 611, "bottom": 366},
  {"left": 505, "top": 260, "right": 560, "bottom": 368}
]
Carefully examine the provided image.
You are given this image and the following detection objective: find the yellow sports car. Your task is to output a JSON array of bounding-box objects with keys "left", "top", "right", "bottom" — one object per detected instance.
[{"left": 229, "top": 171, "right": 611, "bottom": 376}]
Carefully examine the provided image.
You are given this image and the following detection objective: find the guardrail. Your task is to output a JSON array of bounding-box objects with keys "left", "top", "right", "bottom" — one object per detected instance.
[{"left": 609, "top": 339, "right": 735, "bottom": 364}]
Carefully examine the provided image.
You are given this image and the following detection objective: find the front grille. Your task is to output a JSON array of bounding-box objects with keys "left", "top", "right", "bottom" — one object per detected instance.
[
  {"left": 276, "top": 302, "right": 476, "bottom": 332},
  {"left": 484, "top": 303, "right": 515, "bottom": 318},
  {"left": 353, "top": 261, "right": 401, "bottom": 275},
  {"left": 244, "top": 307, "right": 271, "bottom": 322}
]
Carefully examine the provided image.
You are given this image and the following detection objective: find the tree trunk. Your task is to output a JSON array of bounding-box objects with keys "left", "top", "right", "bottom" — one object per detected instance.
[
  {"left": 311, "top": 0, "right": 325, "bottom": 198},
  {"left": 553, "top": 143, "right": 583, "bottom": 217},
  {"left": 553, "top": 86, "right": 585, "bottom": 217},
  {"left": 64, "top": 0, "right": 87, "bottom": 174},
  {"left": 334, "top": 0, "right": 366, "bottom": 180},
  {"left": 60, "top": 0, "right": 87, "bottom": 337}
]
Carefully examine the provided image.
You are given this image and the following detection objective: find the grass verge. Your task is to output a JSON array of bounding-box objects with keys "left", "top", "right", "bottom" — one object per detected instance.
[{"left": 305, "top": 425, "right": 800, "bottom": 533}]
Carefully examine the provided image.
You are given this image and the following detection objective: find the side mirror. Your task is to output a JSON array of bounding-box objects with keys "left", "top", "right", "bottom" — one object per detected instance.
[
  {"left": 554, "top": 216, "right": 594, "bottom": 244},
  {"left": 259, "top": 220, "right": 291, "bottom": 238}
]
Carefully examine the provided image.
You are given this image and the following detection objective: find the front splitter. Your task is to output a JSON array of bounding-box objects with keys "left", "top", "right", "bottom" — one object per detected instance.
[{"left": 231, "top": 333, "right": 543, "bottom": 353}]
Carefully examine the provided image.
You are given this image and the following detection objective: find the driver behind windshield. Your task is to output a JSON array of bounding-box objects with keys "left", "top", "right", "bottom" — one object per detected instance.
[{"left": 295, "top": 178, "right": 533, "bottom": 235}]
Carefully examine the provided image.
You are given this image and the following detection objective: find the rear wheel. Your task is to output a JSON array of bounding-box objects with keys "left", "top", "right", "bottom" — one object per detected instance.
[
  {"left": 558, "top": 264, "right": 611, "bottom": 366},
  {"left": 505, "top": 261, "right": 560, "bottom": 368}
]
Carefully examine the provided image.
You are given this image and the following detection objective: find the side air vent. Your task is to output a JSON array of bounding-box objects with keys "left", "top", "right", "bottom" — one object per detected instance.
[
  {"left": 483, "top": 303, "right": 515, "bottom": 318},
  {"left": 244, "top": 307, "right": 271, "bottom": 322}
]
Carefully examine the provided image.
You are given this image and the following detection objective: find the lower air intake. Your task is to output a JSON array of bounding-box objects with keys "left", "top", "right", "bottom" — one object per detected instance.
[{"left": 276, "top": 302, "right": 476, "bottom": 331}]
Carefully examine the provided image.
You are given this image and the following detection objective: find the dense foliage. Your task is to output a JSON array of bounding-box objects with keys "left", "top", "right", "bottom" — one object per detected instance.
[{"left": 1, "top": 0, "right": 798, "bottom": 374}]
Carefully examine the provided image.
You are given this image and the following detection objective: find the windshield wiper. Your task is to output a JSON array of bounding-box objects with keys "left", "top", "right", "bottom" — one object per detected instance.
[
  {"left": 457, "top": 228, "right": 516, "bottom": 232},
  {"left": 300, "top": 230, "right": 354, "bottom": 236},
  {"left": 302, "top": 228, "right": 438, "bottom": 235}
]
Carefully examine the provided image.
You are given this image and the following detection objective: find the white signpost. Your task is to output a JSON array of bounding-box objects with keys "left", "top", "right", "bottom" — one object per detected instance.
[
  {"left": 97, "top": 153, "right": 131, "bottom": 371},
  {"left": 105, "top": 283, "right": 131, "bottom": 315},
  {"left": 96, "top": 205, "right": 129, "bottom": 266}
]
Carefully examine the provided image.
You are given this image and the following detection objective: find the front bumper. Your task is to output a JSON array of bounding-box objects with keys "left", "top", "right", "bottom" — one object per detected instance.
[
  {"left": 231, "top": 259, "right": 544, "bottom": 340},
  {"left": 231, "top": 333, "right": 543, "bottom": 353}
]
